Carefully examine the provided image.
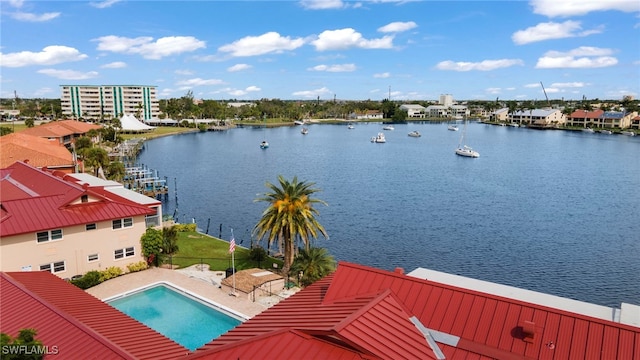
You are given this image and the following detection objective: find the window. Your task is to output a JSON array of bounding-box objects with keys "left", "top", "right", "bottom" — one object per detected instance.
[
  {"left": 88, "top": 254, "right": 99, "bottom": 262},
  {"left": 112, "top": 218, "right": 133, "bottom": 230},
  {"left": 36, "top": 229, "right": 63, "bottom": 243},
  {"left": 40, "top": 261, "right": 65, "bottom": 273},
  {"left": 115, "top": 246, "right": 135, "bottom": 260},
  {"left": 86, "top": 223, "right": 97, "bottom": 231}
]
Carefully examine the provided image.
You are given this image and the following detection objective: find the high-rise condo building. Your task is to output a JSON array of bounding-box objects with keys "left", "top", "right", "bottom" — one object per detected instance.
[{"left": 60, "top": 85, "right": 159, "bottom": 121}]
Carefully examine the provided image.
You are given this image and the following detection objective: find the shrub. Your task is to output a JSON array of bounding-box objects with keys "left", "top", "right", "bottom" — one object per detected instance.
[
  {"left": 99, "top": 266, "right": 123, "bottom": 282},
  {"left": 173, "top": 223, "right": 197, "bottom": 232},
  {"left": 127, "top": 261, "right": 148, "bottom": 273},
  {"left": 70, "top": 270, "right": 102, "bottom": 289}
]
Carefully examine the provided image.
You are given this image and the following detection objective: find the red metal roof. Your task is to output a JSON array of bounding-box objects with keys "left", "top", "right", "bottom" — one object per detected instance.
[
  {"left": 0, "top": 161, "right": 154, "bottom": 237},
  {"left": 1, "top": 271, "right": 189, "bottom": 360},
  {"left": 186, "top": 262, "right": 640, "bottom": 359}
]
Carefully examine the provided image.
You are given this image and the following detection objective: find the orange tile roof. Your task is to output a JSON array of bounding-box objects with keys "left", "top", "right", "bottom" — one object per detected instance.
[
  {"left": 20, "top": 120, "right": 101, "bottom": 138},
  {"left": 0, "top": 132, "right": 74, "bottom": 168}
]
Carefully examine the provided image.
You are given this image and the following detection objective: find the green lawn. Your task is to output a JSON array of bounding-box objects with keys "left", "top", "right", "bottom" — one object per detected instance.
[{"left": 169, "top": 231, "right": 282, "bottom": 271}]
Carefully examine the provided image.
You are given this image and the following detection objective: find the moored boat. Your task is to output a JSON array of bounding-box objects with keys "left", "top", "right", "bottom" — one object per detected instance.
[
  {"left": 621, "top": 131, "right": 636, "bottom": 136},
  {"left": 383, "top": 125, "right": 395, "bottom": 131},
  {"left": 260, "top": 140, "right": 269, "bottom": 149},
  {"left": 371, "top": 133, "right": 386, "bottom": 143},
  {"left": 301, "top": 127, "right": 309, "bottom": 135},
  {"left": 408, "top": 131, "right": 421, "bottom": 137},
  {"left": 448, "top": 125, "right": 459, "bottom": 131}
]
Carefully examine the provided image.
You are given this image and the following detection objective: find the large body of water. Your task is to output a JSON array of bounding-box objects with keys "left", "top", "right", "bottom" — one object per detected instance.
[{"left": 137, "top": 121, "right": 640, "bottom": 308}]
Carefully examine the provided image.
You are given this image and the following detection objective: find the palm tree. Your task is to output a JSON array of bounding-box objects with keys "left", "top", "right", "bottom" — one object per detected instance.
[
  {"left": 290, "top": 247, "right": 336, "bottom": 287},
  {"left": 253, "top": 175, "right": 328, "bottom": 275}
]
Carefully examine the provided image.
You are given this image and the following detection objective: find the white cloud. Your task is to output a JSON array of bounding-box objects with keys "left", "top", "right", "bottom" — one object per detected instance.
[
  {"left": 550, "top": 82, "right": 587, "bottom": 88},
  {"left": 0, "top": 46, "right": 87, "bottom": 67},
  {"left": 219, "top": 32, "right": 305, "bottom": 57},
  {"left": 308, "top": 63, "right": 356, "bottom": 72},
  {"left": 378, "top": 21, "right": 418, "bottom": 33},
  {"left": 228, "top": 63, "right": 252, "bottom": 72},
  {"left": 37, "top": 69, "right": 99, "bottom": 80},
  {"left": 486, "top": 87, "right": 501, "bottom": 94},
  {"left": 227, "top": 86, "right": 261, "bottom": 96},
  {"left": 530, "top": 0, "right": 640, "bottom": 17},
  {"left": 374, "top": 72, "right": 390, "bottom": 78},
  {"left": 90, "top": 0, "right": 122, "bottom": 9},
  {"left": 292, "top": 86, "right": 333, "bottom": 98},
  {"left": 535, "top": 46, "right": 618, "bottom": 68},
  {"left": 176, "top": 78, "right": 224, "bottom": 86},
  {"left": 101, "top": 61, "right": 126, "bottom": 68},
  {"left": 311, "top": 28, "right": 394, "bottom": 51},
  {"left": 512, "top": 21, "right": 602, "bottom": 45},
  {"left": 299, "top": 0, "right": 345, "bottom": 10},
  {"left": 245, "top": 86, "right": 261, "bottom": 92},
  {"left": 11, "top": 11, "right": 60, "bottom": 22},
  {"left": 436, "top": 59, "right": 524, "bottom": 71},
  {"left": 175, "top": 69, "right": 193, "bottom": 75},
  {"left": 94, "top": 35, "right": 206, "bottom": 60}
]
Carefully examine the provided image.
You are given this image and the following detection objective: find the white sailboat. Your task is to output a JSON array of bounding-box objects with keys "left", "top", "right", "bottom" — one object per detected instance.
[
  {"left": 260, "top": 117, "right": 269, "bottom": 149},
  {"left": 455, "top": 119, "right": 479, "bottom": 158}
]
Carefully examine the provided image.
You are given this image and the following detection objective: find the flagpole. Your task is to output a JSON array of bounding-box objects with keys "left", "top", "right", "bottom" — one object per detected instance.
[{"left": 230, "top": 228, "right": 236, "bottom": 296}]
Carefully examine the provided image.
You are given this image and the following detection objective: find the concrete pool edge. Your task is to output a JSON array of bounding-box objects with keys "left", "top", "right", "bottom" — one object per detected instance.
[{"left": 104, "top": 280, "right": 249, "bottom": 321}]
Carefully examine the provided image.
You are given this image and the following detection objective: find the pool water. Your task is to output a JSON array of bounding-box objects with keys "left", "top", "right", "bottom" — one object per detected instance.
[{"left": 108, "top": 284, "right": 242, "bottom": 351}]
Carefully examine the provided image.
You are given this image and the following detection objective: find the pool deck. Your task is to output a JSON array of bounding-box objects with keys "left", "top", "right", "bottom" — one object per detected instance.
[{"left": 86, "top": 266, "right": 276, "bottom": 319}]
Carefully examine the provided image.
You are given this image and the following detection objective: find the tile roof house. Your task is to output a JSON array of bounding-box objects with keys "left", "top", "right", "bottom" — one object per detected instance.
[
  {"left": 19, "top": 119, "right": 101, "bottom": 147},
  {"left": 0, "top": 132, "right": 76, "bottom": 172},
  {"left": 0, "top": 271, "right": 189, "bottom": 359},
  {"left": 0, "top": 161, "right": 161, "bottom": 277},
  {"left": 186, "top": 262, "right": 640, "bottom": 359}
]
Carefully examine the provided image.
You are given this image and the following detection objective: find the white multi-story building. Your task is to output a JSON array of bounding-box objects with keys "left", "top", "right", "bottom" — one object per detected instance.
[
  {"left": 61, "top": 85, "right": 159, "bottom": 121},
  {"left": 439, "top": 94, "right": 454, "bottom": 107}
]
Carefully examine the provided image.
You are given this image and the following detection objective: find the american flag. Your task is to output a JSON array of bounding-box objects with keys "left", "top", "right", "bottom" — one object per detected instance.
[{"left": 229, "top": 230, "right": 236, "bottom": 253}]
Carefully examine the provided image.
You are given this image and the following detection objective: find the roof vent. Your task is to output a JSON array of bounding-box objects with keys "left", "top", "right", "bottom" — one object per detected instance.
[
  {"left": 394, "top": 267, "right": 405, "bottom": 275},
  {"left": 519, "top": 320, "right": 536, "bottom": 343}
]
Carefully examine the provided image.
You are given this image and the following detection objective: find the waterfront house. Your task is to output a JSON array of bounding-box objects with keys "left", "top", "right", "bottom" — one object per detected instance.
[
  {"left": 353, "top": 110, "right": 384, "bottom": 120},
  {"left": 566, "top": 109, "right": 604, "bottom": 128},
  {"left": 19, "top": 119, "right": 101, "bottom": 148},
  {"left": 490, "top": 107, "right": 509, "bottom": 122},
  {"left": 508, "top": 108, "right": 566, "bottom": 127},
  {"left": 631, "top": 115, "right": 640, "bottom": 130},
  {"left": 399, "top": 104, "right": 427, "bottom": 118},
  {"left": 0, "top": 132, "right": 76, "bottom": 172},
  {"left": 0, "top": 161, "right": 161, "bottom": 278}
]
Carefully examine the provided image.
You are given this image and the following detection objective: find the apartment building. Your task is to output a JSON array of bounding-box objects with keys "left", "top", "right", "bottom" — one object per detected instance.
[
  {"left": 61, "top": 85, "right": 160, "bottom": 121},
  {"left": 0, "top": 161, "right": 162, "bottom": 278}
]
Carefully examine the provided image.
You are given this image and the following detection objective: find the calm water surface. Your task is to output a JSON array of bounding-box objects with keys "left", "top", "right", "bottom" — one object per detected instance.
[{"left": 138, "top": 122, "right": 640, "bottom": 307}]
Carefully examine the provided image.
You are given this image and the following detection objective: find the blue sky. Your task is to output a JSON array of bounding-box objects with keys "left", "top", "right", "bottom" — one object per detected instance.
[{"left": 1, "top": 0, "right": 639, "bottom": 101}]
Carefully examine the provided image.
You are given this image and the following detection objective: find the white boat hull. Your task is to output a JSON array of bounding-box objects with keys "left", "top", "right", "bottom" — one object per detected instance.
[{"left": 456, "top": 147, "right": 479, "bottom": 158}]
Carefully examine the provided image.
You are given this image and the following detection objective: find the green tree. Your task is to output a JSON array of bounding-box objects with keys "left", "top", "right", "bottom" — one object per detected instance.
[
  {"left": 0, "top": 328, "right": 45, "bottom": 360},
  {"left": 290, "top": 247, "right": 336, "bottom": 287},
  {"left": 253, "top": 175, "right": 328, "bottom": 275},
  {"left": 162, "top": 225, "right": 179, "bottom": 254},
  {"left": 0, "top": 126, "right": 13, "bottom": 136},
  {"left": 24, "top": 118, "right": 35, "bottom": 128},
  {"left": 83, "top": 147, "right": 109, "bottom": 177},
  {"left": 105, "top": 161, "right": 125, "bottom": 181},
  {"left": 140, "top": 227, "right": 164, "bottom": 266},
  {"left": 74, "top": 136, "right": 93, "bottom": 159}
]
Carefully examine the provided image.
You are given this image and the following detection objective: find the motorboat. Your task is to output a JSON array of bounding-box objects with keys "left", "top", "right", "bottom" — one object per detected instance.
[
  {"left": 621, "top": 131, "right": 636, "bottom": 136},
  {"left": 582, "top": 128, "right": 595, "bottom": 133},
  {"left": 294, "top": 120, "right": 305, "bottom": 125},
  {"left": 260, "top": 141, "right": 269, "bottom": 149},
  {"left": 371, "top": 133, "right": 386, "bottom": 143},
  {"left": 455, "top": 145, "right": 480, "bottom": 158},
  {"left": 347, "top": 124, "right": 355, "bottom": 129},
  {"left": 408, "top": 131, "right": 421, "bottom": 137},
  {"left": 447, "top": 125, "right": 459, "bottom": 131},
  {"left": 301, "top": 127, "right": 309, "bottom": 135},
  {"left": 382, "top": 125, "right": 395, "bottom": 131},
  {"left": 599, "top": 130, "right": 612, "bottom": 135}
]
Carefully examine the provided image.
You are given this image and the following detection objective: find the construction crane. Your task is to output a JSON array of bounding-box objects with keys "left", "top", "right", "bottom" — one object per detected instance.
[{"left": 540, "top": 82, "right": 551, "bottom": 107}]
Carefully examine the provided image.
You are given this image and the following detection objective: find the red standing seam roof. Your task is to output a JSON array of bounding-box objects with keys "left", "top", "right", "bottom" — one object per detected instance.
[
  {"left": 188, "top": 262, "right": 639, "bottom": 359},
  {"left": 0, "top": 161, "right": 155, "bottom": 237},
  {"left": 1, "top": 271, "right": 190, "bottom": 360}
]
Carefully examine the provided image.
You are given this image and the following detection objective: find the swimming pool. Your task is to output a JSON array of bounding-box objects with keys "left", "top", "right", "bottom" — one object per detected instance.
[{"left": 107, "top": 282, "right": 243, "bottom": 351}]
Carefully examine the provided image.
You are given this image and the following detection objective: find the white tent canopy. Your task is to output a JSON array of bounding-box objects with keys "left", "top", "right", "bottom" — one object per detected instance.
[{"left": 119, "top": 114, "right": 155, "bottom": 132}]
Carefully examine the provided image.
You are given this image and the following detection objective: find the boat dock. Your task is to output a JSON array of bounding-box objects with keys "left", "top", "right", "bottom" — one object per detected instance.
[{"left": 124, "top": 165, "right": 169, "bottom": 199}]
